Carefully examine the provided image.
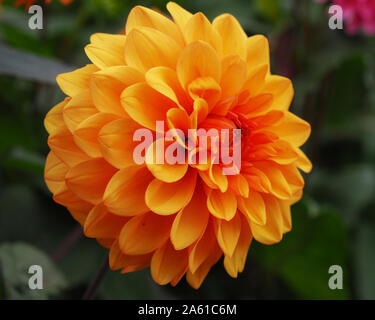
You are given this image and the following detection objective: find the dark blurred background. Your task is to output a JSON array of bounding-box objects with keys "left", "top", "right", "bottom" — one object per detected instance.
[{"left": 0, "top": 0, "right": 374, "bottom": 300}]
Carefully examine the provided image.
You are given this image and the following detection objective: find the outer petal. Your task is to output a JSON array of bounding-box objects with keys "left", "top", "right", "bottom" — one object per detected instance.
[
  {"left": 151, "top": 240, "right": 188, "bottom": 285},
  {"left": 145, "top": 169, "right": 197, "bottom": 215},
  {"left": 126, "top": 6, "right": 184, "bottom": 46},
  {"left": 214, "top": 213, "right": 241, "bottom": 257},
  {"left": 224, "top": 215, "right": 252, "bottom": 277},
  {"left": 124, "top": 26, "right": 182, "bottom": 73},
  {"left": 207, "top": 189, "right": 237, "bottom": 221},
  {"left": 246, "top": 35, "right": 270, "bottom": 73},
  {"left": 262, "top": 75, "right": 294, "bottom": 111},
  {"left": 44, "top": 152, "right": 69, "bottom": 194},
  {"left": 84, "top": 203, "right": 129, "bottom": 238},
  {"left": 145, "top": 67, "right": 193, "bottom": 111},
  {"left": 73, "top": 112, "right": 119, "bottom": 158},
  {"left": 103, "top": 165, "right": 153, "bottom": 216},
  {"left": 166, "top": 2, "right": 193, "bottom": 32},
  {"left": 121, "top": 82, "right": 177, "bottom": 131},
  {"left": 44, "top": 99, "right": 70, "bottom": 135},
  {"left": 98, "top": 118, "right": 142, "bottom": 169},
  {"left": 253, "top": 161, "right": 292, "bottom": 200},
  {"left": 53, "top": 184, "right": 93, "bottom": 225},
  {"left": 91, "top": 66, "right": 144, "bottom": 116},
  {"left": 212, "top": 14, "right": 247, "bottom": 60},
  {"left": 177, "top": 40, "right": 221, "bottom": 90},
  {"left": 63, "top": 90, "right": 97, "bottom": 133},
  {"left": 65, "top": 158, "right": 117, "bottom": 205},
  {"left": 118, "top": 212, "right": 173, "bottom": 255},
  {"left": 48, "top": 128, "right": 90, "bottom": 167},
  {"left": 56, "top": 64, "right": 98, "bottom": 97},
  {"left": 109, "top": 240, "right": 152, "bottom": 272},
  {"left": 249, "top": 195, "right": 284, "bottom": 244},
  {"left": 220, "top": 55, "right": 247, "bottom": 99},
  {"left": 170, "top": 183, "right": 209, "bottom": 250},
  {"left": 183, "top": 12, "right": 222, "bottom": 55},
  {"left": 85, "top": 34, "right": 126, "bottom": 69},
  {"left": 237, "top": 191, "right": 266, "bottom": 226},
  {"left": 267, "top": 112, "right": 311, "bottom": 147}
]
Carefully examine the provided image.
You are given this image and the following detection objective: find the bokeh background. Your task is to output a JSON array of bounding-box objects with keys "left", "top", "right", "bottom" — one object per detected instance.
[{"left": 0, "top": 0, "right": 374, "bottom": 300}]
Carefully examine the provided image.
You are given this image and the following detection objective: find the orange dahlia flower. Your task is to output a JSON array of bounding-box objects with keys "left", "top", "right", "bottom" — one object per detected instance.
[{"left": 44, "top": 2, "right": 311, "bottom": 289}]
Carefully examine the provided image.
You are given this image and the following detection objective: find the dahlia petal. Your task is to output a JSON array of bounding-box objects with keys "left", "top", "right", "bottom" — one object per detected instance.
[
  {"left": 209, "top": 164, "right": 228, "bottom": 193},
  {"left": 166, "top": 107, "right": 190, "bottom": 135},
  {"left": 119, "top": 212, "right": 173, "bottom": 255},
  {"left": 186, "top": 244, "right": 222, "bottom": 289},
  {"left": 279, "top": 200, "right": 292, "bottom": 233},
  {"left": 224, "top": 215, "right": 252, "bottom": 277},
  {"left": 188, "top": 77, "right": 222, "bottom": 111},
  {"left": 262, "top": 75, "right": 294, "bottom": 111},
  {"left": 170, "top": 184, "right": 209, "bottom": 250},
  {"left": 207, "top": 189, "right": 237, "bottom": 221},
  {"left": 63, "top": 90, "right": 98, "bottom": 133},
  {"left": 188, "top": 220, "right": 216, "bottom": 273},
  {"left": 184, "top": 12, "right": 222, "bottom": 55},
  {"left": 212, "top": 14, "right": 247, "bottom": 60},
  {"left": 177, "top": 40, "right": 221, "bottom": 91},
  {"left": 295, "top": 148, "right": 312, "bottom": 173},
  {"left": 228, "top": 174, "right": 249, "bottom": 197},
  {"left": 57, "top": 64, "right": 98, "bottom": 97},
  {"left": 85, "top": 34, "right": 126, "bottom": 69},
  {"left": 151, "top": 240, "right": 188, "bottom": 285},
  {"left": 53, "top": 184, "right": 93, "bottom": 225},
  {"left": 146, "top": 139, "right": 188, "bottom": 183},
  {"left": 98, "top": 118, "right": 142, "bottom": 169},
  {"left": 145, "top": 66, "right": 193, "bottom": 111},
  {"left": 166, "top": 1, "right": 193, "bottom": 32},
  {"left": 220, "top": 55, "right": 247, "bottom": 99},
  {"left": 66, "top": 158, "right": 117, "bottom": 205},
  {"left": 214, "top": 213, "right": 241, "bottom": 257},
  {"left": 48, "top": 129, "right": 90, "bottom": 167},
  {"left": 268, "top": 112, "right": 311, "bottom": 147},
  {"left": 243, "top": 64, "right": 268, "bottom": 97},
  {"left": 238, "top": 191, "right": 266, "bottom": 226},
  {"left": 246, "top": 35, "right": 270, "bottom": 73},
  {"left": 103, "top": 165, "right": 153, "bottom": 216},
  {"left": 253, "top": 161, "right": 292, "bottom": 200},
  {"left": 190, "top": 98, "right": 209, "bottom": 128},
  {"left": 145, "top": 169, "right": 197, "bottom": 215},
  {"left": 73, "top": 112, "right": 119, "bottom": 158},
  {"left": 44, "top": 152, "right": 69, "bottom": 194},
  {"left": 91, "top": 66, "right": 144, "bottom": 116},
  {"left": 242, "top": 166, "right": 272, "bottom": 193},
  {"left": 84, "top": 203, "right": 129, "bottom": 238},
  {"left": 249, "top": 195, "right": 284, "bottom": 244},
  {"left": 121, "top": 82, "right": 176, "bottom": 130},
  {"left": 233, "top": 93, "right": 273, "bottom": 117},
  {"left": 44, "top": 99, "right": 70, "bottom": 135},
  {"left": 126, "top": 5, "right": 184, "bottom": 46},
  {"left": 124, "top": 26, "right": 182, "bottom": 73},
  {"left": 109, "top": 240, "right": 152, "bottom": 271}
]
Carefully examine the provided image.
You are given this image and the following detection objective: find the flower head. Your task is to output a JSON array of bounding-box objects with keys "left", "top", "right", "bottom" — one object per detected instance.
[{"left": 44, "top": 2, "right": 311, "bottom": 289}]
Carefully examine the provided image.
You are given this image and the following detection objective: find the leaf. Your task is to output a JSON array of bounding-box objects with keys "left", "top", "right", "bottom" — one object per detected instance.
[
  {"left": 98, "top": 269, "right": 156, "bottom": 300},
  {"left": 254, "top": 205, "right": 350, "bottom": 299},
  {"left": 0, "top": 243, "right": 67, "bottom": 299},
  {"left": 0, "top": 43, "right": 73, "bottom": 84},
  {"left": 355, "top": 224, "right": 375, "bottom": 299}
]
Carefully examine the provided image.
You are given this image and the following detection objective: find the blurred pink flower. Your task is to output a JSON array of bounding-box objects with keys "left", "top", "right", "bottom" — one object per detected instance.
[{"left": 317, "top": 0, "right": 375, "bottom": 35}]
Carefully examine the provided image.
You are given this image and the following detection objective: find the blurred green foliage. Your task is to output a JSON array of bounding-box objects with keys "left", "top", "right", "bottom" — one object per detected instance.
[{"left": 0, "top": 0, "right": 374, "bottom": 300}]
